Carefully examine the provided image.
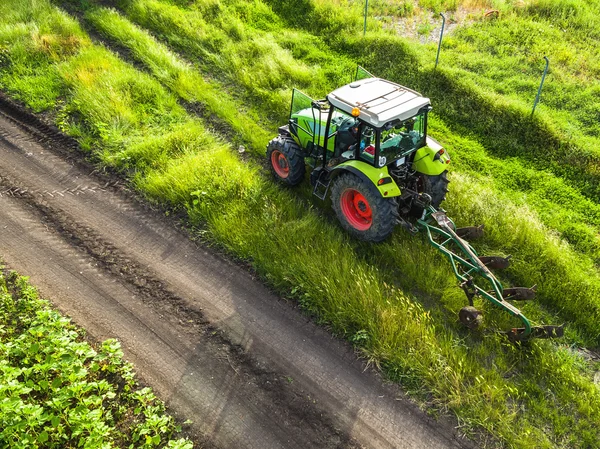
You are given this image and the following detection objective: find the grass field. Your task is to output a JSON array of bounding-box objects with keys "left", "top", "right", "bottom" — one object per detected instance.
[{"left": 1, "top": 0, "right": 600, "bottom": 447}]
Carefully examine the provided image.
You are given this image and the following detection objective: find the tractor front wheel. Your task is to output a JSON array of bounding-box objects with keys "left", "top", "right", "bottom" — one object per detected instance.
[
  {"left": 331, "top": 173, "right": 398, "bottom": 242},
  {"left": 420, "top": 170, "right": 450, "bottom": 208},
  {"left": 266, "top": 135, "right": 305, "bottom": 185}
]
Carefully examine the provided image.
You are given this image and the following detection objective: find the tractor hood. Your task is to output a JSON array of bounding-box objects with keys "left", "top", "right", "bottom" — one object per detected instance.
[{"left": 327, "top": 78, "right": 431, "bottom": 128}]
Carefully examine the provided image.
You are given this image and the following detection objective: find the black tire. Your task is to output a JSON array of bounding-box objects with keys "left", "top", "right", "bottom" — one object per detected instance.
[
  {"left": 459, "top": 306, "right": 483, "bottom": 329},
  {"left": 330, "top": 173, "right": 398, "bottom": 242},
  {"left": 266, "top": 135, "right": 305, "bottom": 186},
  {"left": 420, "top": 170, "right": 450, "bottom": 208}
]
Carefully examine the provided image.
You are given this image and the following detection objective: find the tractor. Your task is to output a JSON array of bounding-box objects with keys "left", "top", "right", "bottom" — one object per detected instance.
[
  {"left": 267, "top": 70, "right": 449, "bottom": 242},
  {"left": 266, "top": 68, "right": 564, "bottom": 343}
]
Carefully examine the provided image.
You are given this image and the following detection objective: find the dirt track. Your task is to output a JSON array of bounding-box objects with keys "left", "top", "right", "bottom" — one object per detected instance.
[{"left": 0, "top": 96, "right": 472, "bottom": 449}]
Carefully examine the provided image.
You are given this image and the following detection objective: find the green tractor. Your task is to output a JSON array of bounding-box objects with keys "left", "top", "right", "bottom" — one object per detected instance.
[
  {"left": 267, "top": 71, "right": 449, "bottom": 242},
  {"left": 267, "top": 68, "right": 564, "bottom": 342}
]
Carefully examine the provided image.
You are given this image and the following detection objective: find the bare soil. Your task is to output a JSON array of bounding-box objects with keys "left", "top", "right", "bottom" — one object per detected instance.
[
  {"left": 0, "top": 93, "right": 473, "bottom": 449},
  {"left": 380, "top": 5, "right": 499, "bottom": 44}
]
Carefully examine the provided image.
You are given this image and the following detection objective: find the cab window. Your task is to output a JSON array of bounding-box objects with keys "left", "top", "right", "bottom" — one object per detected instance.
[
  {"left": 380, "top": 113, "right": 426, "bottom": 162},
  {"left": 358, "top": 124, "right": 376, "bottom": 163}
]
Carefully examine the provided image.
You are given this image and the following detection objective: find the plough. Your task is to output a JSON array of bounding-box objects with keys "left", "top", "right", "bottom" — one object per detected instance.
[{"left": 418, "top": 207, "right": 563, "bottom": 342}]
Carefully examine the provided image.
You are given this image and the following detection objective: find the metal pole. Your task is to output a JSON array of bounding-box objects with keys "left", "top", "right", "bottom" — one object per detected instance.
[
  {"left": 363, "top": 0, "right": 368, "bottom": 36},
  {"left": 532, "top": 56, "right": 549, "bottom": 117},
  {"left": 435, "top": 13, "right": 446, "bottom": 69}
]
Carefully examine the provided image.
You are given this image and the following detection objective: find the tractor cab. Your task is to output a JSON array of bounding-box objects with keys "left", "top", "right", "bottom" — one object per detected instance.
[
  {"left": 325, "top": 77, "right": 431, "bottom": 169},
  {"left": 269, "top": 71, "right": 451, "bottom": 243},
  {"left": 286, "top": 77, "right": 433, "bottom": 171}
]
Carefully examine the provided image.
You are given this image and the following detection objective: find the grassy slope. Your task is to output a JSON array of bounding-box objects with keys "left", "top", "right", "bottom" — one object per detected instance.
[
  {"left": 265, "top": 0, "right": 600, "bottom": 259},
  {"left": 414, "top": 0, "right": 600, "bottom": 260},
  {"left": 91, "top": 0, "right": 600, "bottom": 336},
  {"left": 0, "top": 269, "right": 193, "bottom": 449},
  {"left": 1, "top": 0, "right": 600, "bottom": 447},
  {"left": 91, "top": 0, "right": 600, "bottom": 346}
]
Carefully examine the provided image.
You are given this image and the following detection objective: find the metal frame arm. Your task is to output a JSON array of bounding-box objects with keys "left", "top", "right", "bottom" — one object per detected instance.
[{"left": 417, "top": 208, "right": 533, "bottom": 339}]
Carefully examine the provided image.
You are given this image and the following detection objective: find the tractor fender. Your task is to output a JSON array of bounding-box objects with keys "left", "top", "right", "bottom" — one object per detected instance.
[
  {"left": 412, "top": 136, "right": 451, "bottom": 176},
  {"left": 330, "top": 160, "right": 401, "bottom": 198}
]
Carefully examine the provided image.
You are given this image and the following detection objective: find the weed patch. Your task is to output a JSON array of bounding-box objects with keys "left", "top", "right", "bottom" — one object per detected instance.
[{"left": 0, "top": 268, "right": 192, "bottom": 448}]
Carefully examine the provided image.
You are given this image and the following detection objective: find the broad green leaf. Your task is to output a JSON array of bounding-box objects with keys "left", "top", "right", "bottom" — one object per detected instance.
[{"left": 38, "top": 431, "right": 48, "bottom": 443}]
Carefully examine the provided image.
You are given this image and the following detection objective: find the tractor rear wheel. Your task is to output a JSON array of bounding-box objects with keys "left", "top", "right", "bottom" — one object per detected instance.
[
  {"left": 331, "top": 173, "right": 398, "bottom": 242},
  {"left": 267, "top": 135, "right": 305, "bottom": 185},
  {"left": 420, "top": 170, "right": 449, "bottom": 208}
]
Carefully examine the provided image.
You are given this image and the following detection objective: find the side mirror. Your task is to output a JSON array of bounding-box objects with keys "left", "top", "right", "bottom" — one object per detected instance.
[{"left": 311, "top": 99, "right": 329, "bottom": 110}]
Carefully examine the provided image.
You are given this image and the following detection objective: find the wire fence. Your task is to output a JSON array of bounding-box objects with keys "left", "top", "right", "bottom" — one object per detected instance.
[{"left": 361, "top": 1, "right": 549, "bottom": 115}]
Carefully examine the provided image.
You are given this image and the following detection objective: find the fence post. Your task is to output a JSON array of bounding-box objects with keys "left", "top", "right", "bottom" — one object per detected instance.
[
  {"left": 363, "top": 0, "right": 369, "bottom": 36},
  {"left": 435, "top": 13, "right": 446, "bottom": 69},
  {"left": 532, "top": 56, "right": 549, "bottom": 117}
]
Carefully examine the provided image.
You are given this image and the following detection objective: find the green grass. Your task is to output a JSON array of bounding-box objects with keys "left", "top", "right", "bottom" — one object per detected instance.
[
  {"left": 86, "top": 0, "right": 600, "bottom": 267},
  {"left": 3, "top": 0, "right": 600, "bottom": 447},
  {"left": 78, "top": 0, "right": 600, "bottom": 340},
  {"left": 252, "top": 0, "right": 600, "bottom": 329},
  {"left": 0, "top": 1, "right": 89, "bottom": 111},
  {"left": 264, "top": 0, "right": 600, "bottom": 196},
  {"left": 89, "top": 0, "right": 355, "bottom": 126},
  {"left": 81, "top": 6, "right": 271, "bottom": 153},
  {"left": 0, "top": 268, "right": 193, "bottom": 449}
]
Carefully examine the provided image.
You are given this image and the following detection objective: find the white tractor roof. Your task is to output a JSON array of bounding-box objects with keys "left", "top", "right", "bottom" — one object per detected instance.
[{"left": 327, "top": 78, "right": 430, "bottom": 128}]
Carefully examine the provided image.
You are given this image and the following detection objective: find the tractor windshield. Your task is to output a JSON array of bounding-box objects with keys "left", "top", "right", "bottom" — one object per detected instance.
[{"left": 379, "top": 112, "right": 426, "bottom": 163}]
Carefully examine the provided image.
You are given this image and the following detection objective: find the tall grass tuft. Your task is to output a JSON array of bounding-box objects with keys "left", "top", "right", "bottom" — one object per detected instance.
[{"left": 84, "top": 6, "right": 271, "bottom": 153}]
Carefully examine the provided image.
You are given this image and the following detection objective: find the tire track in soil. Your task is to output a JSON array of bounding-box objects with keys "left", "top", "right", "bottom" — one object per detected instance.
[{"left": 0, "top": 94, "right": 472, "bottom": 449}]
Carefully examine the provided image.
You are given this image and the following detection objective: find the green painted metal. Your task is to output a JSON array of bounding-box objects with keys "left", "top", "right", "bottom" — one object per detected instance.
[
  {"left": 335, "top": 160, "right": 401, "bottom": 197},
  {"left": 417, "top": 207, "right": 534, "bottom": 340},
  {"left": 435, "top": 13, "right": 446, "bottom": 69},
  {"left": 412, "top": 145, "right": 450, "bottom": 175},
  {"left": 532, "top": 56, "right": 550, "bottom": 117},
  {"left": 363, "top": 0, "right": 369, "bottom": 37},
  {"left": 291, "top": 107, "right": 340, "bottom": 152}
]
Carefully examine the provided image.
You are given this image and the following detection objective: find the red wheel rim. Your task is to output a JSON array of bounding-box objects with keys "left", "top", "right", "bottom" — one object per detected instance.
[
  {"left": 340, "top": 189, "right": 372, "bottom": 231},
  {"left": 271, "top": 150, "right": 289, "bottom": 178}
]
